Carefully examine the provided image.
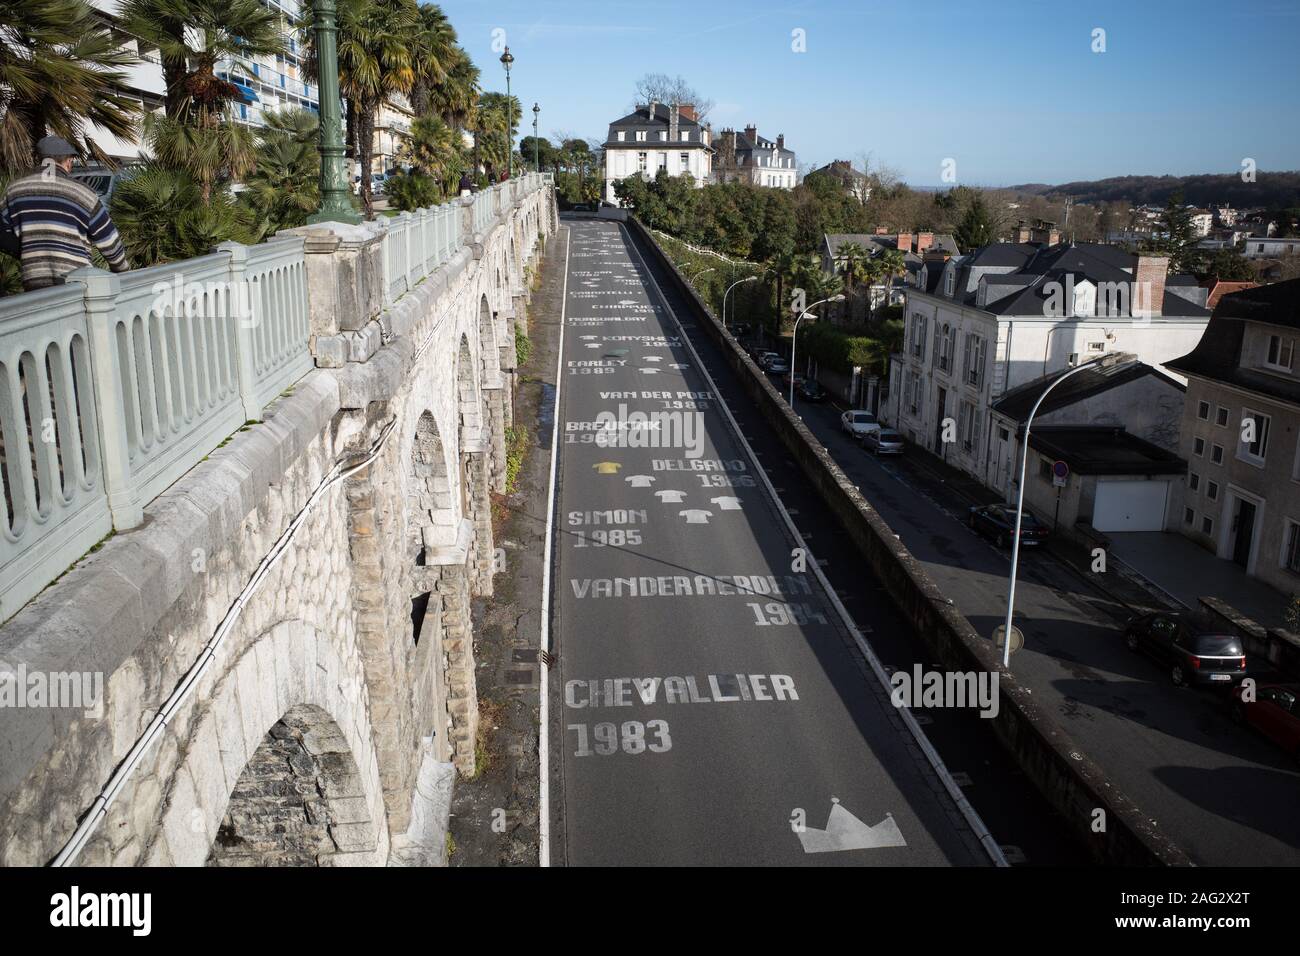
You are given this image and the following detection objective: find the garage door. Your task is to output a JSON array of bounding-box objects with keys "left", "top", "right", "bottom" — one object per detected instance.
[{"left": 1092, "top": 480, "right": 1170, "bottom": 532}]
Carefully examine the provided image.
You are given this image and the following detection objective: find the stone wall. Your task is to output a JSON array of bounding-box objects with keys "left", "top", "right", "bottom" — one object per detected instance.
[{"left": 0, "top": 182, "right": 556, "bottom": 867}]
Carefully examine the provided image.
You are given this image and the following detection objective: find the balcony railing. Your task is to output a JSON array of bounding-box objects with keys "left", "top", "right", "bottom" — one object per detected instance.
[{"left": 0, "top": 172, "right": 552, "bottom": 622}]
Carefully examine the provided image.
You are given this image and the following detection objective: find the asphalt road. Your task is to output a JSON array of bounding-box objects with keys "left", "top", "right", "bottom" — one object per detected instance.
[
  {"left": 546, "top": 220, "right": 991, "bottom": 866},
  {"left": 791, "top": 398, "right": 1300, "bottom": 866}
]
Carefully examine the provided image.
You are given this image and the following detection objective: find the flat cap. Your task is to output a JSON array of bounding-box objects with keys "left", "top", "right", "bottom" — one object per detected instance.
[{"left": 36, "top": 135, "right": 76, "bottom": 158}]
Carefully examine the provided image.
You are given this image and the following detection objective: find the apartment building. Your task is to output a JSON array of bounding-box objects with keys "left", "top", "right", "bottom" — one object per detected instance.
[
  {"left": 887, "top": 241, "right": 1211, "bottom": 491},
  {"left": 85, "top": 0, "right": 322, "bottom": 162},
  {"left": 1166, "top": 279, "right": 1300, "bottom": 594}
]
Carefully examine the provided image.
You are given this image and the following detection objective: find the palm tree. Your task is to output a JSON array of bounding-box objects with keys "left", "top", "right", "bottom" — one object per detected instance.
[
  {"left": 871, "top": 247, "right": 907, "bottom": 323},
  {"left": 121, "top": 0, "right": 285, "bottom": 201},
  {"left": 473, "top": 91, "right": 520, "bottom": 179},
  {"left": 321, "top": 0, "right": 419, "bottom": 217},
  {"left": 240, "top": 108, "right": 319, "bottom": 240},
  {"left": 835, "top": 241, "right": 870, "bottom": 321},
  {"left": 429, "top": 47, "right": 479, "bottom": 133},
  {"left": 0, "top": 0, "right": 140, "bottom": 172},
  {"left": 409, "top": 4, "right": 457, "bottom": 117},
  {"left": 401, "top": 114, "right": 464, "bottom": 195},
  {"left": 111, "top": 162, "right": 253, "bottom": 265}
]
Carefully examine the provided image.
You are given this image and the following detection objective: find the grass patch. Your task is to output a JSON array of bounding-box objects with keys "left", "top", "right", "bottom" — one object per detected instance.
[
  {"left": 514, "top": 325, "right": 533, "bottom": 368},
  {"left": 504, "top": 424, "right": 530, "bottom": 494},
  {"left": 445, "top": 832, "right": 456, "bottom": 859},
  {"left": 470, "top": 696, "right": 504, "bottom": 779}
]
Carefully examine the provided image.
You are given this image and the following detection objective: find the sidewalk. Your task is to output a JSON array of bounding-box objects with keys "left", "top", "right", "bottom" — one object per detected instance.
[{"left": 1107, "top": 531, "right": 1292, "bottom": 629}]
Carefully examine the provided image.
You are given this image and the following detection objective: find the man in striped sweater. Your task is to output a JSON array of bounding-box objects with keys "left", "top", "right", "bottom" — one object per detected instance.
[{"left": 1, "top": 135, "right": 131, "bottom": 291}]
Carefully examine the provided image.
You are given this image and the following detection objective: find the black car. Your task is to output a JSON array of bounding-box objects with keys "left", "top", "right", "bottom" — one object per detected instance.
[
  {"left": 796, "top": 379, "right": 826, "bottom": 402},
  {"left": 1123, "top": 611, "right": 1247, "bottom": 687},
  {"left": 967, "top": 504, "right": 1049, "bottom": 548}
]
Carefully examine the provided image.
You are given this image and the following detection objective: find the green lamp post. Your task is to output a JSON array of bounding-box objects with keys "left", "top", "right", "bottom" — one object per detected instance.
[
  {"left": 308, "top": 0, "right": 361, "bottom": 224},
  {"left": 500, "top": 45, "right": 514, "bottom": 180}
]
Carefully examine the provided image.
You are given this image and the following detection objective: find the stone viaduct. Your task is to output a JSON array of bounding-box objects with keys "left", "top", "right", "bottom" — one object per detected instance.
[{"left": 0, "top": 178, "right": 557, "bottom": 866}]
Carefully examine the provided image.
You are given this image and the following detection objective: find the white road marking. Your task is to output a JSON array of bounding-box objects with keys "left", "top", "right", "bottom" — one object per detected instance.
[
  {"left": 539, "top": 225, "right": 573, "bottom": 869},
  {"left": 797, "top": 798, "right": 907, "bottom": 853}
]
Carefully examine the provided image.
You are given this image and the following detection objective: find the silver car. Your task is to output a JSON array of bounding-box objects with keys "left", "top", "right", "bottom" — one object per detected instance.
[
  {"left": 863, "top": 428, "right": 904, "bottom": 455},
  {"left": 840, "top": 409, "right": 880, "bottom": 439}
]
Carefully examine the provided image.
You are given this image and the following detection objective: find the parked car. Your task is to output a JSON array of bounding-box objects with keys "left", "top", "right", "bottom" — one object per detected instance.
[
  {"left": 370, "top": 173, "right": 388, "bottom": 196},
  {"left": 863, "top": 428, "right": 905, "bottom": 455},
  {"left": 782, "top": 371, "right": 805, "bottom": 389},
  {"left": 71, "top": 164, "right": 140, "bottom": 203},
  {"left": 1123, "top": 611, "right": 1248, "bottom": 688},
  {"left": 839, "top": 409, "right": 880, "bottom": 439},
  {"left": 796, "top": 380, "right": 827, "bottom": 402},
  {"left": 766, "top": 357, "right": 789, "bottom": 375},
  {"left": 756, "top": 351, "right": 781, "bottom": 369},
  {"left": 1231, "top": 683, "right": 1300, "bottom": 763},
  {"left": 967, "top": 503, "right": 1048, "bottom": 548}
]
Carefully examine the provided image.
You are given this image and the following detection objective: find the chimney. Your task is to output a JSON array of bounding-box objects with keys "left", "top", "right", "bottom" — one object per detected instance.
[
  {"left": 1133, "top": 254, "right": 1169, "bottom": 319},
  {"left": 679, "top": 103, "right": 697, "bottom": 122},
  {"left": 896, "top": 232, "right": 913, "bottom": 254},
  {"left": 777, "top": 134, "right": 785, "bottom": 150},
  {"left": 744, "top": 124, "right": 757, "bottom": 144},
  {"left": 647, "top": 100, "right": 657, "bottom": 121},
  {"left": 669, "top": 103, "right": 679, "bottom": 142},
  {"left": 916, "top": 232, "right": 934, "bottom": 253}
]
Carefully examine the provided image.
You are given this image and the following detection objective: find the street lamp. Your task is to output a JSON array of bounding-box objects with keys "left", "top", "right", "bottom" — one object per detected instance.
[
  {"left": 790, "top": 295, "right": 844, "bottom": 407},
  {"left": 532, "top": 103, "right": 540, "bottom": 172},
  {"left": 998, "top": 356, "right": 1108, "bottom": 667},
  {"left": 500, "top": 46, "right": 514, "bottom": 180},
  {"left": 307, "top": 0, "right": 360, "bottom": 224},
  {"left": 691, "top": 267, "right": 715, "bottom": 285},
  {"left": 722, "top": 275, "right": 758, "bottom": 329}
]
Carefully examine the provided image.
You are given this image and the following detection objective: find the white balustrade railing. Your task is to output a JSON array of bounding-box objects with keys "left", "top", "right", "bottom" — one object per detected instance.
[
  {"left": 0, "top": 173, "right": 547, "bottom": 621},
  {"left": 0, "top": 283, "right": 111, "bottom": 623}
]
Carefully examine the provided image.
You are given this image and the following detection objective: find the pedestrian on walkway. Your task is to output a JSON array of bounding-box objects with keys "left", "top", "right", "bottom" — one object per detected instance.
[
  {"left": 459, "top": 171, "right": 473, "bottom": 196},
  {"left": 0, "top": 136, "right": 130, "bottom": 292}
]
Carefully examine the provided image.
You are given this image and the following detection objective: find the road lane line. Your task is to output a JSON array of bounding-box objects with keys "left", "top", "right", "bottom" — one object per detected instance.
[
  {"left": 539, "top": 225, "right": 572, "bottom": 869},
  {"left": 621, "top": 223, "right": 1007, "bottom": 867}
]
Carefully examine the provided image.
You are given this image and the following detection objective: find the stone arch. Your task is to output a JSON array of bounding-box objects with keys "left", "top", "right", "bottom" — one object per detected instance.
[
  {"left": 408, "top": 409, "right": 456, "bottom": 554},
  {"left": 207, "top": 703, "right": 380, "bottom": 867},
  {"left": 154, "top": 621, "right": 388, "bottom": 867},
  {"left": 455, "top": 333, "right": 494, "bottom": 598}
]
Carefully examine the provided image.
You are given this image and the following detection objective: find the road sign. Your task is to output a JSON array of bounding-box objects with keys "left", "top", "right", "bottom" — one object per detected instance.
[
  {"left": 1051, "top": 460, "right": 1069, "bottom": 488},
  {"left": 993, "top": 624, "right": 1024, "bottom": 654}
]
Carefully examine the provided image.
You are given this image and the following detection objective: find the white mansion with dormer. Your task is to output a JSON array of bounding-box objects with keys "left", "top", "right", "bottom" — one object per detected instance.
[{"left": 602, "top": 102, "right": 713, "bottom": 206}]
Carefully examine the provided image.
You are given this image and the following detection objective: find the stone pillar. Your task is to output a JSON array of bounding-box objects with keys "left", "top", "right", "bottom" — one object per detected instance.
[
  {"left": 436, "top": 564, "right": 478, "bottom": 776},
  {"left": 344, "top": 444, "right": 418, "bottom": 833},
  {"left": 463, "top": 450, "right": 495, "bottom": 597},
  {"left": 485, "top": 388, "right": 508, "bottom": 494}
]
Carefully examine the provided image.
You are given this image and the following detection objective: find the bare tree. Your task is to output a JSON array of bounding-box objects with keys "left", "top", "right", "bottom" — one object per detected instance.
[{"left": 630, "top": 73, "right": 714, "bottom": 120}]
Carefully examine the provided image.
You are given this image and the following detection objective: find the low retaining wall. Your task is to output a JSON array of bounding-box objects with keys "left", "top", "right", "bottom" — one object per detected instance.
[{"left": 628, "top": 218, "right": 1191, "bottom": 866}]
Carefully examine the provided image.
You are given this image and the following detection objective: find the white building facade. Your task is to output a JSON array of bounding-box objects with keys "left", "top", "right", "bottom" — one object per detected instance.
[
  {"left": 886, "top": 243, "right": 1212, "bottom": 496},
  {"left": 602, "top": 103, "right": 713, "bottom": 206}
]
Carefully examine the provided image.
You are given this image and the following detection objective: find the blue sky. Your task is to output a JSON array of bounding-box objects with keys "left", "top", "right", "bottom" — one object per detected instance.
[{"left": 437, "top": 0, "right": 1300, "bottom": 186}]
